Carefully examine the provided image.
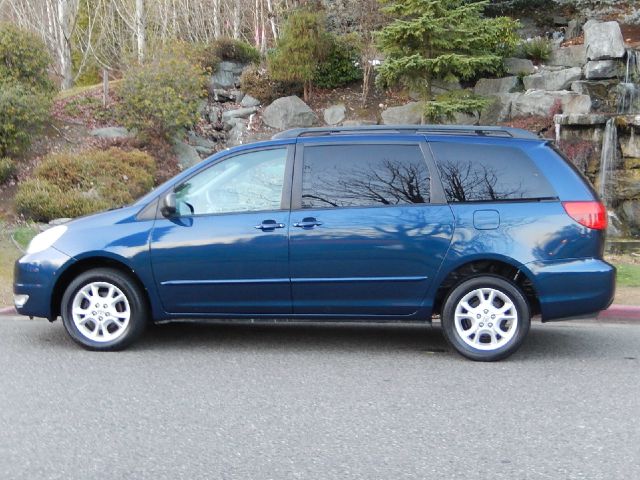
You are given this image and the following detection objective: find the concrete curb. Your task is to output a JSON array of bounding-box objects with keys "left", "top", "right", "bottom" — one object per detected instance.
[{"left": 1, "top": 305, "right": 640, "bottom": 319}]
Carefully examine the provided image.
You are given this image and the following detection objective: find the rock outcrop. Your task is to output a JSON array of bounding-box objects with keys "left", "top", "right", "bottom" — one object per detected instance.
[{"left": 262, "top": 96, "right": 318, "bottom": 129}]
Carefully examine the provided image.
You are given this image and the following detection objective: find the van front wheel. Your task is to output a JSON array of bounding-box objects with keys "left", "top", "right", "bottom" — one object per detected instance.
[
  {"left": 441, "top": 275, "right": 531, "bottom": 361},
  {"left": 61, "top": 268, "right": 148, "bottom": 351}
]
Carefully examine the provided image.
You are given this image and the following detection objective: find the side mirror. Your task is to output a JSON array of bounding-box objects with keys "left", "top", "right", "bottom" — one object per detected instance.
[{"left": 160, "top": 192, "right": 177, "bottom": 217}]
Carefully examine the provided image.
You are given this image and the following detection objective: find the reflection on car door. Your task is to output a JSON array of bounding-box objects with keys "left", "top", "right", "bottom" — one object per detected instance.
[
  {"left": 289, "top": 141, "right": 455, "bottom": 317},
  {"left": 149, "top": 146, "right": 294, "bottom": 315}
]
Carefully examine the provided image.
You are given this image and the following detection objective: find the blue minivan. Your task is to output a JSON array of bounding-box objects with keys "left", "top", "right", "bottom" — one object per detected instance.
[{"left": 13, "top": 126, "right": 615, "bottom": 360}]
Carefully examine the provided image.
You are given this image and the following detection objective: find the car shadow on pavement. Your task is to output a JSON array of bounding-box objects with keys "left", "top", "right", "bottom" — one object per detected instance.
[
  {"left": 139, "top": 321, "right": 450, "bottom": 355},
  {"left": 25, "top": 317, "right": 624, "bottom": 361},
  {"left": 135, "top": 319, "right": 612, "bottom": 360}
]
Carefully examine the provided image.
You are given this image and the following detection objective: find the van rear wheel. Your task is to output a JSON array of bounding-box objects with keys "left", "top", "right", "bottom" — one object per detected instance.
[
  {"left": 61, "top": 268, "right": 148, "bottom": 351},
  {"left": 441, "top": 275, "right": 530, "bottom": 361}
]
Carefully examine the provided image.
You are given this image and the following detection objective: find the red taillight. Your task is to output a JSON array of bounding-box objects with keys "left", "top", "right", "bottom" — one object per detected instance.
[{"left": 562, "top": 201, "right": 607, "bottom": 230}]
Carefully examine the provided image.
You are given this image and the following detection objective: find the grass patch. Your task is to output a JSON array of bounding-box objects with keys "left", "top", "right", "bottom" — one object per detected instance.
[
  {"left": 12, "top": 224, "right": 38, "bottom": 250},
  {"left": 0, "top": 223, "right": 21, "bottom": 306},
  {"left": 615, "top": 263, "right": 640, "bottom": 287},
  {"left": 55, "top": 80, "right": 122, "bottom": 101}
]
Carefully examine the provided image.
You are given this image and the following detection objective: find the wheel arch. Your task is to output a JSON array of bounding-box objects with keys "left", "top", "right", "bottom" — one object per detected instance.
[
  {"left": 432, "top": 257, "right": 540, "bottom": 317},
  {"left": 50, "top": 256, "right": 151, "bottom": 320}
]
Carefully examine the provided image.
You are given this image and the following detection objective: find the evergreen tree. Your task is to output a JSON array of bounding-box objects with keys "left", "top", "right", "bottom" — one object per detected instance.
[
  {"left": 377, "top": 0, "right": 519, "bottom": 121},
  {"left": 268, "top": 10, "right": 330, "bottom": 102}
]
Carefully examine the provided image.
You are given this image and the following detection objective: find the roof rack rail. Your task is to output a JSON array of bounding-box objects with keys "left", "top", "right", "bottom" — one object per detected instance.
[{"left": 271, "top": 125, "right": 539, "bottom": 140}]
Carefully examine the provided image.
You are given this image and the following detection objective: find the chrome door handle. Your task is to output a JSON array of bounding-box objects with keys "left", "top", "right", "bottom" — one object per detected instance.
[
  {"left": 254, "top": 221, "right": 286, "bottom": 231},
  {"left": 293, "top": 218, "right": 323, "bottom": 228}
]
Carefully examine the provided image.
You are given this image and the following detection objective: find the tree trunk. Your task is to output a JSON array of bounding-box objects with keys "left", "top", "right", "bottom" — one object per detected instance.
[
  {"left": 135, "top": 0, "right": 146, "bottom": 63},
  {"left": 213, "top": 0, "right": 221, "bottom": 38},
  {"left": 56, "top": 0, "right": 77, "bottom": 90},
  {"left": 232, "top": 2, "right": 241, "bottom": 39},
  {"left": 266, "top": 0, "right": 277, "bottom": 41}
]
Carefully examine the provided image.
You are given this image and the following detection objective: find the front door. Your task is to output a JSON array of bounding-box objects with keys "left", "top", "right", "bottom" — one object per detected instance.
[
  {"left": 289, "top": 141, "right": 454, "bottom": 316},
  {"left": 150, "top": 146, "right": 293, "bottom": 315}
]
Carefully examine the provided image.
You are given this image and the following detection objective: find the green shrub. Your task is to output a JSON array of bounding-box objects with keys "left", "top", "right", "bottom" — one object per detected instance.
[
  {"left": 268, "top": 10, "right": 330, "bottom": 101},
  {"left": 240, "top": 64, "right": 303, "bottom": 104},
  {"left": 16, "top": 148, "right": 156, "bottom": 221},
  {"left": 158, "top": 41, "right": 220, "bottom": 74},
  {"left": 182, "top": 38, "right": 260, "bottom": 75},
  {"left": 0, "top": 24, "right": 54, "bottom": 157},
  {"left": 424, "top": 89, "right": 490, "bottom": 123},
  {"left": 518, "top": 37, "right": 553, "bottom": 64},
  {"left": 15, "top": 179, "right": 106, "bottom": 222},
  {"left": 314, "top": 34, "right": 363, "bottom": 89},
  {"left": 0, "top": 82, "right": 52, "bottom": 157},
  {"left": 208, "top": 37, "right": 260, "bottom": 65},
  {"left": 0, "top": 23, "right": 54, "bottom": 95},
  {"left": 119, "top": 56, "right": 206, "bottom": 140},
  {"left": 0, "top": 157, "right": 14, "bottom": 183}
]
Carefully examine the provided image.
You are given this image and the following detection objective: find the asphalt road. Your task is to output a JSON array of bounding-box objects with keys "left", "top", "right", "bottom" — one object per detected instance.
[{"left": 0, "top": 316, "right": 639, "bottom": 480}]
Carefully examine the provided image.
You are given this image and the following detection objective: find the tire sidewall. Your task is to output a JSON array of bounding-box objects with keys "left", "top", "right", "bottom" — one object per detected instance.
[
  {"left": 441, "top": 275, "right": 531, "bottom": 361},
  {"left": 61, "top": 269, "right": 147, "bottom": 351}
]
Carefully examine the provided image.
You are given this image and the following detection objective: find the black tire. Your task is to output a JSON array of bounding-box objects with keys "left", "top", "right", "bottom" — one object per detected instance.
[
  {"left": 61, "top": 268, "right": 149, "bottom": 351},
  {"left": 441, "top": 275, "right": 531, "bottom": 361}
]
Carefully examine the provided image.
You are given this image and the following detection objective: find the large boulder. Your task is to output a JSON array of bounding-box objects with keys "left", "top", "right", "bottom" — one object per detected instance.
[
  {"left": 222, "top": 106, "right": 258, "bottom": 123},
  {"left": 172, "top": 139, "right": 201, "bottom": 169},
  {"left": 504, "top": 58, "right": 535, "bottom": 75},
  {"left": 583, "top": 60, "right": 622, "bottom": 80},
  {"left": 240, "top": 94, "right": 261, "bottom": 108},
  {"left": 210, "top": 61, "right": 246, "bottom": 89},
  {"left": 187, "top": 132, "right": 217, "bottom": 150},
  {"left": 621, "top": 129, "right": 640, "bottom": 158},
  {"left": 614, "top": 169, "right": 640, "bottom": 199},
  {"left": 479, "top": 93, "right": 522, "bottom": 124},
  {"left": 262, "top": 96, "right": 318, "bottom": 129},
  {"left": 323, "top": 104, "right": 346, "bottom": 125},
  {"left": 571, "top": 80, "right": 618, "bottom": 111},
  {"left": 381, "top": 102, "right": 423, "bottom": 125},
  {"left": 473, "top": 76, "right": 520, "bottom": 95},
  {"left": 621, "top": 200, "right": 640, "bottom": 234},
  {"left": 227, "top": 120, "right": 248, "bottom": 147},
  {"left": 583, "top": 21, "right": 626, "bottom": 60},
  {"left": 510, "top": 90, "right": 591, "bottom": 117},
  {"left": 565, "top": 19, "right": 582, "bottom": 40},
  {"left": 523, "top": 67, "right": 582, "bottom": 91},
  {"left": 548, "top": 45, "right": 587, "bottom": 68}
]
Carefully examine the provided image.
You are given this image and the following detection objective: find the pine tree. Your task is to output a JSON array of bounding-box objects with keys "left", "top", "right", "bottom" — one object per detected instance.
[
  {"left": 268, "top": 10, "right": 330, "bottom": 102},
  {"left": 377, "top": 0, "right": 519, "bottom": 121}
]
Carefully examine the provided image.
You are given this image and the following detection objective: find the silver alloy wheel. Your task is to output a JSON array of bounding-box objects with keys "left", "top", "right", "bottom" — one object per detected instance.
[
  {"left": 71, "top": 281, "right": 131, "bottom": 343},
  {"left": 454, "top": 287, "right": 518, "bottom": 351}
]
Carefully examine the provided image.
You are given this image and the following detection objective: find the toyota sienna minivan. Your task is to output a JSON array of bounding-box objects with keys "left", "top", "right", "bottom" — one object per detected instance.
[{"left": 14, "top": 125, "right": 615, "bottom": 361}]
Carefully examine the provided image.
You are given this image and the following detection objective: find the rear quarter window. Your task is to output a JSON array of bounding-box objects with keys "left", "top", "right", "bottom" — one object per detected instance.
[{"left": 430, "top": 142, "right": 556, "bottom": 202}]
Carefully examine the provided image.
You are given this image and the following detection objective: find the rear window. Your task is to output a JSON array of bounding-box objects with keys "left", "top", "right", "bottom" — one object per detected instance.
[
  {"left": 301, "top": 144, "right": 430, "bottom": 208},
  {"left": 430, "top": 142, "right": 556, "bottom": 202}
]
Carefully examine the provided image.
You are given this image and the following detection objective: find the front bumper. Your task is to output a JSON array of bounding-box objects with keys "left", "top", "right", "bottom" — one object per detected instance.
[
  {"left": 13, "top": 247, "right": 72, "bottom": 319},
  {"left": 526, "top": 258, "right": 616, "bottom": 321}
]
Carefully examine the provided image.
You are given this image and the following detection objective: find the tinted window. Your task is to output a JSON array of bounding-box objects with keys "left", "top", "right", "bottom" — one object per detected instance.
[
  {"left": 302, "top": 144, "right": 430, "bottom": 208},
  {"left": 175, "top": 148, "right": 287, "bottom": 215},
  {"left": 431, "top": 142, "right": 556, "bottom": 202}
]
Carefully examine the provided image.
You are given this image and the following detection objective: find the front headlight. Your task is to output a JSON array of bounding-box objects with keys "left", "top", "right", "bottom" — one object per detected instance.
[{"left": 26, "top": 225, "right": 68, "bottom": 255}]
